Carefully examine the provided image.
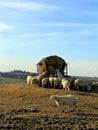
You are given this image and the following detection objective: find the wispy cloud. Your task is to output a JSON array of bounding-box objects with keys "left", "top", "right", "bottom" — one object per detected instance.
[
  {"left": 0, "top": 23, "right": 13, "bottom": 31},
  {"left": 0, "top": 1, "right": 58, "bottom": 11},
  {"left": 0, "top": 40, "right": 42, "bottom": 48},
  {"left": 31, "top": 22, "right": 98, "bottom": 28},
  {"left": 19, "top": 32, "right": 61, "bottom": 38},
  {"left": 18, "top": 29, "right": 98, "bottom": 39},
  {"left": 69, "top": 61, "right": 98, "bottom": 77}
]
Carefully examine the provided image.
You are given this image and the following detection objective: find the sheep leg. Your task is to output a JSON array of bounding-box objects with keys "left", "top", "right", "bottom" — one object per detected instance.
[
  {"left": 30, "top": 81, "right": 32, "bottom": 86},
  {"left": 77, "top": 85, "right": 79, "bottom": 91},
  {"left": 67, "top": 86, "right": 70, "bottom": 92},
  {"left": 55, "top": 101, "right": 60, "bottom": 108},
  {"left": 63, "top": 87, "right": 67, "bottom": 92}
]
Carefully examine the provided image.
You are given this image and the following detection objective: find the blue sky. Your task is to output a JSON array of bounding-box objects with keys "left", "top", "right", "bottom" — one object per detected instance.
[{"left": 0, "top": 0, "right": 98, "bottom": 77}]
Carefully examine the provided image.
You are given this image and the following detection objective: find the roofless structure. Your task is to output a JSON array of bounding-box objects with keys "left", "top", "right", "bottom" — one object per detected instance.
[{"left": 37, "top": 55, "right": 68, "bottom": 76}]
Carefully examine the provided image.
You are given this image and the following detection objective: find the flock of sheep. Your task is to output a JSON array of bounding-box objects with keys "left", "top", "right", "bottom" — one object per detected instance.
[
  {"left": 26, "top": 71, "right": 96, "bottom": 92},
  {"left": 26, "top": 70, "right": 98, "bottom": 112},
  {"left": 26, "top": 73, "right": 71, "bottom": 92}
]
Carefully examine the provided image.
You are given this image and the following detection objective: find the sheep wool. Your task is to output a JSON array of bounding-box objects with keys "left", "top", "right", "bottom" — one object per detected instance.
[
  {"left": 50, "top": 95, "right": 76, "bottom": 108},
  {"left": 61, "top": 79, "right": 70, "bottom": 92},
  {"left": 26, "top": 75, "right": 33, "bottom": 85}
]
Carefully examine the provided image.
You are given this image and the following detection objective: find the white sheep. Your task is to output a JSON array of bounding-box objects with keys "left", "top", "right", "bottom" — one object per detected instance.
[
  {"left": 49, "top": 77, "right": 61, "bottom": 88},
  {"left": 61, "top": 79, "right": 70, "bottom": 92},
  {"left": 50, "top": 95, "right": 76, "bottom": 112},
  {"left": 74, "top": 79, "right": 91, "bottom": 92},
  {"left": 92, "top": 81, "right": 98, "bottom": 87},
  {"left": 49, "top": 77, "right": 54, "bottom": 88},
  {"left": 42, "top": 77, "right": 49, "bottom": 88},
  {"left": 26, "top": 75, "right": 33, "bottom": 86},
  {"left": 37, "top": 71, "right": 47, "bottom": 86},
  {"left": 53, "top": 77, "right": 61, "bottom": 89},
  {"left": 32, "top": 76, "right": 38, "bottom": 87}
]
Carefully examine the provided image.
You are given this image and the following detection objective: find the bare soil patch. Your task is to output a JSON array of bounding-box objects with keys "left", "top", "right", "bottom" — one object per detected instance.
[{"left": 0, "top": 83, "right": 98, "bottom": 129}]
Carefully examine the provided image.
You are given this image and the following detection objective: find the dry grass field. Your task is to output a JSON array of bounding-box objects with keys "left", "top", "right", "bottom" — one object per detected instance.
[{"left": 0, "top": 82, "right": 98, "bottom": 130}]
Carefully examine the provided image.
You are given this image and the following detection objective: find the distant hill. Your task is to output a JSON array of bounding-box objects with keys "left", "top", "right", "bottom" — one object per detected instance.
[{"left": 0, "top": 70, "right": 37, "bottom": 79}]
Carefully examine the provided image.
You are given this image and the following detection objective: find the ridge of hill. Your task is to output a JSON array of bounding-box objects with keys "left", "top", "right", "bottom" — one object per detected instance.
[
  {"left": 0, "top": 70, "right": 37, "bottom": 84},
  {"left": 0, "top": 70, "right": 37, "bottom": 79}
]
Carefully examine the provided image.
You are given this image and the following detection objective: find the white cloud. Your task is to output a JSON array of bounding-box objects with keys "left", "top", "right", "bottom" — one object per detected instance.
[
  {"left": 17, "top": 29, "right": 97, "bottom": 40},
  {"left": 19, "top": 32, "right": 61, "bottom": 38},
  {"left": 0, "top": 1, "right": 58, "bottom": 11},
  {"left": 0, "top": 40, "right": 42, "bottom": 48},
  {"left": 0, "top": 23, "right": 13, "bottom": 31},
  {"left": 68, "top": 61, "right": 98, "bottom": 77},
  {"left": 88, "top": 66, "right": 97, "bottom": 72},
  {"left": 31, "top": 22, "right": 98, "bottom": 27},
  {"left": 0, "top": 61, "right": 37, "bottom": 72}
]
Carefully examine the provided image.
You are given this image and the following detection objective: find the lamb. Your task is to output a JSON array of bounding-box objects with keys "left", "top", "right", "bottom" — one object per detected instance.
[
  {"left": 50, "top": 95, "right": 76, "bottom": 112},
  {"left": 61, "top": 79, "right": 70, "bottom": 92},
  {"left": 26, "top": 75, "right": 33, "bottom": 86},
  {"left": 74, "top": 79, "right": 91, "bottom": 92}
]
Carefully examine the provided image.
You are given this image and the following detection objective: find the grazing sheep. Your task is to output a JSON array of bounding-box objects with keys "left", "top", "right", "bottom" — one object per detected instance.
[
  {"left": 53, "top": 77, "right": 61, "bottom": 89},
  {"left": 37, "top": 71, "right": 47, "bottom": 86},
  {"left": 26, "top": 75, "right": 33, "bottom": 86},
  {"left": 74, "top": 79, "right": 91, "bottom": 92},
  {"left": 49, "top": 77, "right": 54, "bottom": 88},
  {"left": 42, "top": 77, "right": 49, "bottom": 88},
  {"left": 48, "top": 77, "right": 61, "bottom": 88},
  {"left": 32, "top": 76, "right": 38, "bottom": 86},
  {"left": 61, "top": 79, "right": 70, "bottom": 92},
  {"left": 92, "top": 82, "right": 98, "bottom": 87},
  {"left": 50, "top": 95, "right": 76, "bottom": 112}
]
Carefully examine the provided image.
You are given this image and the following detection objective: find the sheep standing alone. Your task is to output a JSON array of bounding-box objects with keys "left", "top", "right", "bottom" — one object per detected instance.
[
  {"left": 26, "top": 75, "right": 33, "bottom": 86},
  {"left": 50, "top": 95, "right": 76, "bottom": 112},
  {"left": 61, "top": 79, "right": 70, "bottom": 92}
]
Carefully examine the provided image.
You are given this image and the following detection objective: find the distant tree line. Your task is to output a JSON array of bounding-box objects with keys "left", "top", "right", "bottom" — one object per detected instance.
[{"left": 0, "top": 70, "right": 37, "bottom": 79}]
